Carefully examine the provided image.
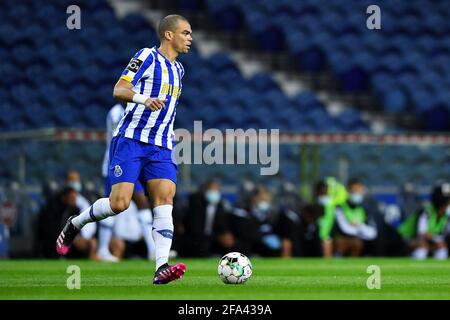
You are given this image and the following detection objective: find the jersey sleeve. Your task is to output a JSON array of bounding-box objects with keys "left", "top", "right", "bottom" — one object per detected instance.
[{"left": 120, "top": 48, "right": 154, "bottom": 86}]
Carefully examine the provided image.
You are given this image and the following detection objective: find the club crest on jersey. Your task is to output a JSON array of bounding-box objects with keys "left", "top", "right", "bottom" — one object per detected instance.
[{"left": 114, "top": 165, "right": 123, "bottom": 177}]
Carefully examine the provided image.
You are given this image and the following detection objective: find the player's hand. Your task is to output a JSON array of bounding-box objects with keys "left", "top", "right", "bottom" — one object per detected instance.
[{"left": 144, "top": 98, "right": 167, "bottom": 111}]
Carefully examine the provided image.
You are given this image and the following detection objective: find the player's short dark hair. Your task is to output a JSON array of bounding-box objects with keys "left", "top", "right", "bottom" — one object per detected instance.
[{"left": 158, "top": 14, "right": 189, "bottom": 40}]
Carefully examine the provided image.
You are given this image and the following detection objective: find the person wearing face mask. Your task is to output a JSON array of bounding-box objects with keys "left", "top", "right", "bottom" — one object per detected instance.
[
  {"left": 333, "top": 178, "right": 377, "bottom": 257},
  {"left": 63, "top": 170, "right": 99, "bottom": 259},
  {"left": 315, "top": 181, "right": 337, "bottom": 257},
  {"left": 277, "top": 181, "right": 337, "bottom": 258},
  {"left": 35, "top": 187, "right": 84, "bottom": 258},
  {"left": 231, "top": 185, "right": 282, "bottom": 257},
  {"left": 398, "top": 182, "right": 450, "bottom": 260},
  {"left": 64, "top": 170, "right": 90, "bottom": 212},
  {"left": 180, "top": 179, "right": 235, "bottom": 257}
]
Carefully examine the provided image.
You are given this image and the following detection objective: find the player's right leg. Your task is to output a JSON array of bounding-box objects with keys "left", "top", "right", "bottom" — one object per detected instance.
[
  {"left": 57, "top": 135, "right": 142, "bottom": 256},
  {"left": 146, "top": 178, "right": 186, "bottom": 284},
  {"left": 56, "top": 183, "right": 134, "bottom": 256}
]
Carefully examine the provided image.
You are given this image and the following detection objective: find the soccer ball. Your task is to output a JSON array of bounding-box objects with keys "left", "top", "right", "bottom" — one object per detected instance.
[{"left": 217, "top": 252, "right": 252, "bottom": 284}]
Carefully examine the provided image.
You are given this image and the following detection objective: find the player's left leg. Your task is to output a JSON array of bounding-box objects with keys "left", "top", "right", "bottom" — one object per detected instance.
[
  {"left": 146, "top": 178, "right": 185, "bottom": 284},
  {"left": 141, "top": 148, "right": 185, "bottom": 284}
]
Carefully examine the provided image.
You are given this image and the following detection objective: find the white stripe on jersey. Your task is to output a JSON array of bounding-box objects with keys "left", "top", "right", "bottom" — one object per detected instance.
[
  {"left": 140, "top": 109, "right": 161, "bottom": 143},
  {"left": 124, "top": 104, "right": 146, "bottom": 140}
]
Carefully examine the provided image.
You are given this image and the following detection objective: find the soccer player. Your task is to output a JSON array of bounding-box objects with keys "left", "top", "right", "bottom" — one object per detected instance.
[
  {"left": 97, "top": 103, "right": 155, "bottom": 262},
  {"left": 56, "top": 14, "right": 192, "bottom": 284}
]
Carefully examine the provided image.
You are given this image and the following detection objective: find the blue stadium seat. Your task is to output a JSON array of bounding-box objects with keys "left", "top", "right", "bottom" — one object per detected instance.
[
  {"left": 207, "top": 53, "right": 238, "bottom": 73},
  {"left": 382, "top": 88, "right": 408, "bottom": 113},
  {"left": 248, "top": 73, "right": 280, "bottom": 92},
  {"left": 207, "top": 0, "right": 244, "bottom": 33}
]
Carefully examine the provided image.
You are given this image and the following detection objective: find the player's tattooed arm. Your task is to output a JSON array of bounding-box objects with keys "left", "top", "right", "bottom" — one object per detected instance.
[{"left": 113, "top": 79, "right": 167, "bottom": 111}]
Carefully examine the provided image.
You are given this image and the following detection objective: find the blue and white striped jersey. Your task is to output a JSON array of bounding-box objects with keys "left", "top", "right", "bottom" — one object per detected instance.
[
  {"left": 114, "top": 47, "right": 184, "bottom": 150},
  {"left": 102, "top": 103, "right": 125, "bottom": 177}
]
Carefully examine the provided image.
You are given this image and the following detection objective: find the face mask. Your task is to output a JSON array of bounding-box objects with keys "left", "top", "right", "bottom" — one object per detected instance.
[
  {"left": 257, "top": 201, "right": 271, "bottom": 212},
  {"left": 349, "top": 193, "right": 363, "bottom": 205},
  {"left": 68, "top": 181, "right": 82, "bottom": 193},
  {"left": 205, "top": 190, "right": 221, "bottom": 204},
  {"left": 318, "top": 195, "right": 331, "bottom": 206}
]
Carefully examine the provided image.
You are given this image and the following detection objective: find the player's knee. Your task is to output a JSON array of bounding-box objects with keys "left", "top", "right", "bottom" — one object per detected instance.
[
  {"left": 110, "top": 197, "right": 131, "bottom": 213},
  {"left": 152, "top": 196, "right": 173, "bottom": 207}
]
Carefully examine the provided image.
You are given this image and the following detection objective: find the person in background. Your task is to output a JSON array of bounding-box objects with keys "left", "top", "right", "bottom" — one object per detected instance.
[
  {"left": 398, "top": 182, "right": 450, "bottom": 259},
  {"left": 231, "top": 185, "right": 281, "bottom": 256},
  {"left": 273, "top": 183, "right": 302, "bottom": 257},
  {"left": 64, "top": 170, "right": 98, "bottom": 260},
  {"left": 180, "top": 179, "right": 235, "bottom": 257},
  {"left": 35, "top": 187, "right": 81, "bottom": 258},
  {"left": 314, "top": 180, "right": 336, "bottom": 257},
  {"left": 333, "top": 178, "right": 377, "bottom": 257}
]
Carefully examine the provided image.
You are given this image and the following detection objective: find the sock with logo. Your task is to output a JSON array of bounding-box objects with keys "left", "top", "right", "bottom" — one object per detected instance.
[{"left": 152, "top": 205, "right": 174, "bottom": 270}]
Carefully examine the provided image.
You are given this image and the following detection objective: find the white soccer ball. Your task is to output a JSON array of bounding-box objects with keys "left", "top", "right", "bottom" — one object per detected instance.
[{"left": 217, "top": 252, "right": 252, "bottom": 284}]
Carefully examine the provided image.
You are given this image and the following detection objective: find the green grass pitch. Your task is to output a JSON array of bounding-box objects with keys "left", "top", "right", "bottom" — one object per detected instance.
[{"left": 1, "top": 258, "right": 449, "bottom": 299}]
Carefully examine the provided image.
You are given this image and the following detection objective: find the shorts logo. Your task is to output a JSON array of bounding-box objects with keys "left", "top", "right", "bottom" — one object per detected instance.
[
  {"left": 114, "top": 165, "right": 123, "bottom": 177},
  {"left": 126, "top": 58, "right": 143, "bottom": 73}
]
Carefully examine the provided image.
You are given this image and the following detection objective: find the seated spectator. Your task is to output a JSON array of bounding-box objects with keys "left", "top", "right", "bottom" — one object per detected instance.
[
  {"left": 180, "top": 180, "right": 236, "bottom": 257},
  {"left": 333, "top": 178, "right": 377, "bottom": 257},
  {"left": 35, "top": 187, "right": 80, "bottom": 258},
  {"left": 274, "top": 183, "right": 303, "bottom": 257},
  {"left": 231, "top": 185, "right": 281, "bottom": 257},
  {"left": 63, "top": 170, "right": 99, "bottom": 260},
  {"left": 109, "top": 201, "right": 149, "bottom": 260},
  {"left": 314, "top": 180, "right": 337, "bottom": 257},
  {"left": 398, "top": 182, "right": 450, "bottom": 260},
  {"left": 277, "top": 202, "right": 323, "bottom": 257}
]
